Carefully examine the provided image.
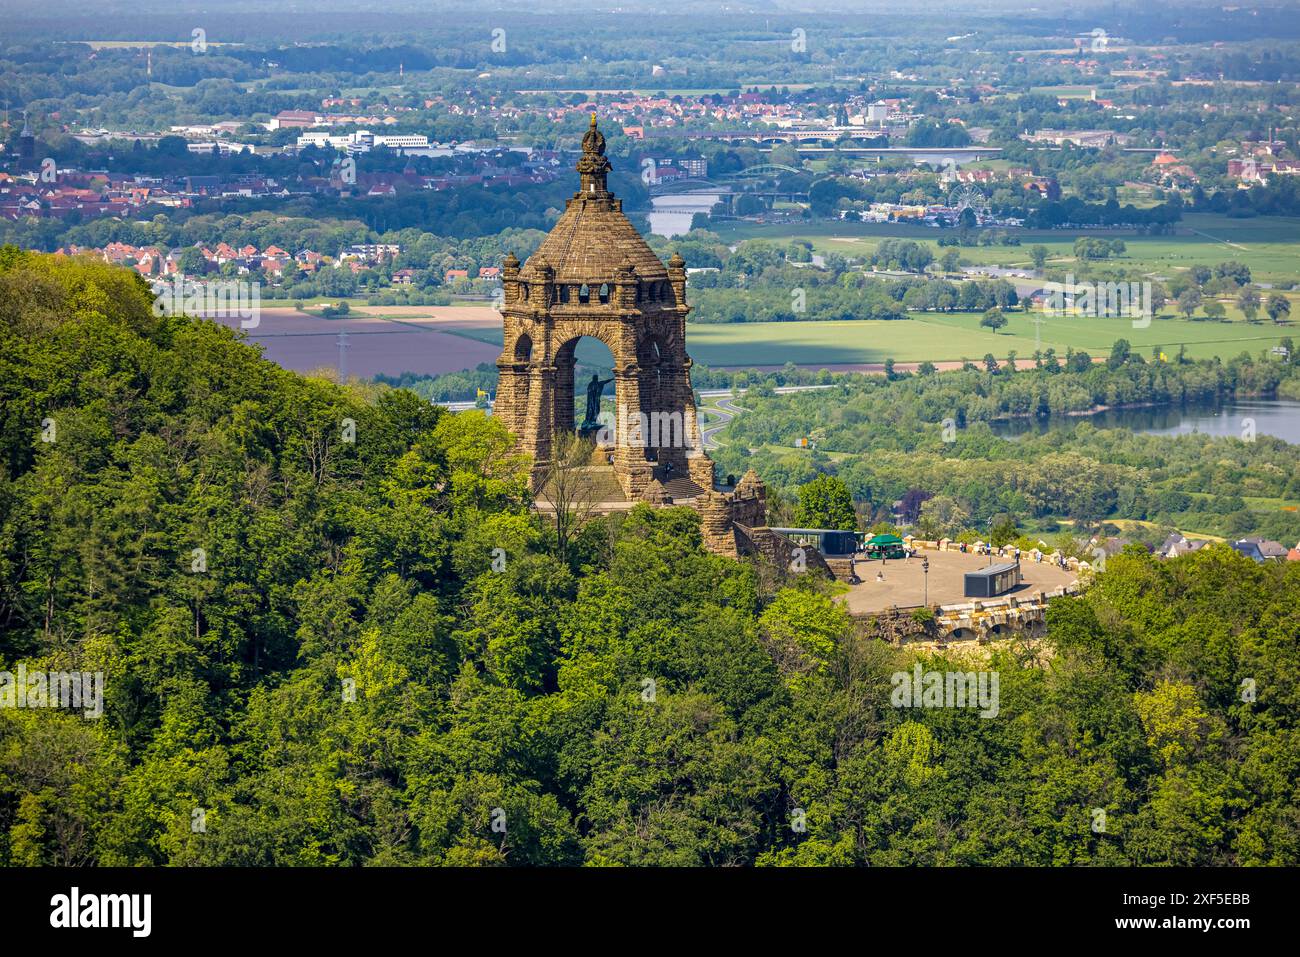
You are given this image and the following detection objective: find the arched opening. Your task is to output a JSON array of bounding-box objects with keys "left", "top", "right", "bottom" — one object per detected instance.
[
  {"left": 578, "top": 283, "right": 590, "bottom": 304},
  {"left": 555, "top": 336, "right": 617, "bottom": 447},
  {"left": 559, "top": 284, "right": 570, "bottom": 304},
  {"left": 598, "top": 282, "right": 610, "bottom": 304},
  {"left": 514, "top": 333, "right": 533, "bottom": 362}
]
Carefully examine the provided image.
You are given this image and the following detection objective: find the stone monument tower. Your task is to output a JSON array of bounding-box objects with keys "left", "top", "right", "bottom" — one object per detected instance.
[
  {"left": 494, "top": 114, "right": 713, "bottom": 500},
  {"left": 495, "top": 116, "right": 788, "bottom": 561}
]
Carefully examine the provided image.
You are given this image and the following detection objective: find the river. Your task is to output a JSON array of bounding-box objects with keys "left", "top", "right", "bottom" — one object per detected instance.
[
  {"left": 989, "top": 396, "right": 1300, "bottom": 444},
  {"left": 646, "top": 192, "right": 723, "bottom": 238}
]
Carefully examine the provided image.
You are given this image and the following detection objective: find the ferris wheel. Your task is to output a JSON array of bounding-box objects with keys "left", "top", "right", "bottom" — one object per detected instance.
[{"left": 948, "top": 185, "right": 988, "bottom": 214}]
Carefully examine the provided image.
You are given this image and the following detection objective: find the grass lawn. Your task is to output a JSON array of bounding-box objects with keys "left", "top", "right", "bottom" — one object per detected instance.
[
  {"left": 920, "top": 311, "right": 1296, "bottom": 362},
  {"left": 676, "top": 312, "right": 1295, "bottom": 367},
  {"left": 708, "top": 213, "right": 1300, "bottom": 286}
]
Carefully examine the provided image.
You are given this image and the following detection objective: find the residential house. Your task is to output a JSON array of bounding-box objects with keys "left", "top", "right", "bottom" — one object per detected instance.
[
  {"left": 1159, "top": 534, "right": 1207, "bottom": 558},
  {"left": 1247, "top": 538, "right": 1291, "bottom": 561},
  {"left": 1230, "top": 539, "right": 1267, "bottom": 562},
  {"left": 270, "top": 110, "right": 322, "bottom": 130}
]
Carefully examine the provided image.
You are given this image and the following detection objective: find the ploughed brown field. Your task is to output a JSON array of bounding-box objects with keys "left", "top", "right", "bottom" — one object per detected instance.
[{"left": 208, "top": 306, "right": 502, "bottom": 378}]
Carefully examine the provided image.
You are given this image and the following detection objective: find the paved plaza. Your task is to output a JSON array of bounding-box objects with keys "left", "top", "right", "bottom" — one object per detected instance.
[{"left": 838, "top": 549, "right": 1079, "bottom": 615}]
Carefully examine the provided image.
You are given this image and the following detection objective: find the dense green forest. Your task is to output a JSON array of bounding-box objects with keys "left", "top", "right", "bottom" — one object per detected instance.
[{"left": 1, "top": 250, "right": 1297, "bottom": 866}]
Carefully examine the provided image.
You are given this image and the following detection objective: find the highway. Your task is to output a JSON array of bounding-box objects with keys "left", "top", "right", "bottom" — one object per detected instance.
[
  {"left": 700, "top": 395, "right": 746, "bottom": 449},
  {"left": 697, "top": 384, "right": 833, "bottom": 449}
]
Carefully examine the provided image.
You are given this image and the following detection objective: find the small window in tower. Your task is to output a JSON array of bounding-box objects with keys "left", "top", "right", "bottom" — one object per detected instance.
[
  {"left": 559, "top": 285, "right": 569, "bottom": 303},
  {"left": 522, "top": 284, "right": 530, "bottom": 301},
  {"left": 579, "top": 284, "right": 590, "bottom": 303},
  {"left": 598, "top": 283, "right": 610, "bottom": 303}
]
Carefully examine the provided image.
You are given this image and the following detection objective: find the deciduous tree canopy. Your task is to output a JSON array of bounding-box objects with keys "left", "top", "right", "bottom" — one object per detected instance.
[{"left": 0, "top": 251, "right": 1296, "bottom": 866}]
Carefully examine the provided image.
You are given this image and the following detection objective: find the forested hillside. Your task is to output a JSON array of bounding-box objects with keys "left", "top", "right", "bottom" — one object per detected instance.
[{"left": 1, "top": 250, "right": 1296, "bottom": 865}]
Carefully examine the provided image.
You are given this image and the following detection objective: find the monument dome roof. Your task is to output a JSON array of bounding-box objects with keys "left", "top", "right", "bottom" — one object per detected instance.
[{"left": 519, "top": 115, "right": 669, "bottom": 285}]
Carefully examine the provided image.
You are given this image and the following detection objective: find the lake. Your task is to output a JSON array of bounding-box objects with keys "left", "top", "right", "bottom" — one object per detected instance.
[{"left": 989, "top": 397, "right": 1300, "bottom": 444}]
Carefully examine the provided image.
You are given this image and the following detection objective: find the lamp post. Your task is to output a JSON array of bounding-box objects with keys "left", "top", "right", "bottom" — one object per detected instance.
[{"left": 922, "top": 556, "right": 930, "bottom": 605}]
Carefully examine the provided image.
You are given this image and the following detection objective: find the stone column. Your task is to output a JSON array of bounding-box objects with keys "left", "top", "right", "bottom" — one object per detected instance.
[
  {"left": 612, "top": 363, "right": 653, "bottom": 498},
  {"left": 502, "top": 253, "right": 521, "bottom": 306},
  {"left": 522, "top": 360, "right": 556, "bottom": 490},
  {"left": 553, "top": 342, "right": 577, "bottom": 434},
  {"left": 494, "top": 358, "right": 529, "bottom": 436},
  {"left": 667, "top": 252, "right": 687, "bottom": 306},
  {"left": 648, "top": 355, "right": 686, "bottom": 476},
  {"left": 615, "top": 261, "right": 637, "bottom": 311},
  {"left": 680, "top": 355, "right": 704, "bottom": 456}
]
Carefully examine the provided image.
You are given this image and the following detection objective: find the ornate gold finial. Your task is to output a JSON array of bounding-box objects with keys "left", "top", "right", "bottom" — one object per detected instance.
[{"left": 581, "top": 114, "right": 606, "bottom": 158}]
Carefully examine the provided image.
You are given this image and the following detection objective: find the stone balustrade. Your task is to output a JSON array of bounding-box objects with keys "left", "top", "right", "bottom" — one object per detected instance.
[{"left": 902, "top": 535, "right": 1088, "bottom": 572}]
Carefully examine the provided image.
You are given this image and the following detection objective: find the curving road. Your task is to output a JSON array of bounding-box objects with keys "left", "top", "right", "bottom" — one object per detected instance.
[
  {"left": 700, "top": 396, "right": 747, "bottom": 449},
  {"left": 697, "top": 384, "right": 832, "bottom": 450}
]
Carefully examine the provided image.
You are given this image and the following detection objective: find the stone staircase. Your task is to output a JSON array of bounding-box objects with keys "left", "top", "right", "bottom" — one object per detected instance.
[{"left": 661, "top": 476, "right": 706, "bottom": 501}]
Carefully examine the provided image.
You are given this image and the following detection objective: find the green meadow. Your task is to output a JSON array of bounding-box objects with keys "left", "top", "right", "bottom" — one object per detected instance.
[
  {"left": 708, "top": 213, "right": 1300, "bottom": 285},
  {"left": 683, "top": 312, "right": 1295, "bottom": 368}
]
